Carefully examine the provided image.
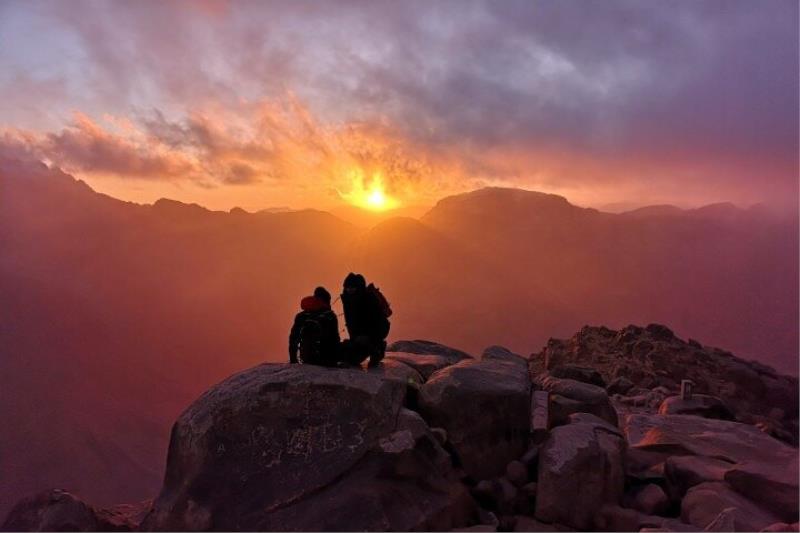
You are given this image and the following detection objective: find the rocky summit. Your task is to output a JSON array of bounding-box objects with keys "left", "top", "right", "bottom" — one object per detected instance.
[{"left": 3, "top": 329, "right": 799, "bottom": 532}]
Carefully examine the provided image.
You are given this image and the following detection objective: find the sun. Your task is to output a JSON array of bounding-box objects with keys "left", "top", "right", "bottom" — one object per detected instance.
[
  {"left": 340, "top": 170, "right": 400, "bottom": 211},
  {"left": 367, "top": 187, "right": 387, "bottom": 209}
]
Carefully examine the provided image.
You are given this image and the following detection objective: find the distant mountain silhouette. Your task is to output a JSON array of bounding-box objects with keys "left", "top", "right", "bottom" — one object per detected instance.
[{"left": 0, "top": 158, "right": 797, "bottom": 516}]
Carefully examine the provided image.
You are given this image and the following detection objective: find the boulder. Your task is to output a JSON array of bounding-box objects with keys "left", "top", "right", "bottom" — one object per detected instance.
[
  {"left": 366, "top": 357, "right": 423, "bottom": 386},
  {"left": 535, "top": 418, "right": 626, "bottom": 530},
  {"left": 724, "top": 457, "right": 799, "bottom": 523},
  {"left": 141, "top": 364, "right": 475, "bottom": 531},
  {"left": 419, "top": 358, "right": 531, "bottom": 481},
  {"left": 470, "top": 478, "right": 517, "bottom": 516},
  {"left": 626, "top": 484, "right": 670, "bottom": 516},
  {"left": 385, "top": 352, "right": 458, "bottom": 380},
  {"left": 664, "top": 455, "right": 733, "bottom": 499},
  {"left": 506, "top": 460, "right": 528, "bottom": 488},
  {"left": 1, "top": 489, "right": 140, "bottom": 532},
  {"left": 539, "top": 376, "right": 618, "bottom": 427},
  {"left": 366, "top": 358, "right": 424, "bottom": 406},
  {"left": 549, "top": 365, "right": 606, "bottom": 387},
  {"left": 625, "top": 447, "right": 669, "bottom": 483},
  {"left": 482, "top": 346, "right": 527, "bottom": 366},
  {"left": 567, "top": 412, "right": 621, "bottom": 433},
  {"left": 681, "top": 482, "right": 781, "bottom": 531},
  {"left": 658, "top": 394, "right": 735, "bottom": 420},
  {"left": 387, "top": 339, "right": 473, "bottom": 362},
  {"left": 607, "top": 376, "right": 635, "bottom": 396}
]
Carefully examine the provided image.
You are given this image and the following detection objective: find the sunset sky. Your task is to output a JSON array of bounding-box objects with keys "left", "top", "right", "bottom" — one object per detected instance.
[{"left": 1, "top": 0, "right": 797, "bottom": 212}]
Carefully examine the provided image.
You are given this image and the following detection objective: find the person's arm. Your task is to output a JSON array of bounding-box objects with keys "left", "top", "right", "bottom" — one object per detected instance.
[{"left": 288, "top": 313, "right": 302, "bottom": 363}]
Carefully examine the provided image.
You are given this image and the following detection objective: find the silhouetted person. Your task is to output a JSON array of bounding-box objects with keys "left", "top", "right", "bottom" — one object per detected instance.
[
  {"left": 288, "top": 286, "right": 340, "bottom": 366},
  {"left": 340, "top": 273, "right": 391, "bottom": 367}
]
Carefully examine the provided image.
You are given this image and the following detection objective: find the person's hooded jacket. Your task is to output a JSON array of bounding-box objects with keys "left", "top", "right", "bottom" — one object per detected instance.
[{"left": 341, "top": 273, "right": 390, "bottom": 341}]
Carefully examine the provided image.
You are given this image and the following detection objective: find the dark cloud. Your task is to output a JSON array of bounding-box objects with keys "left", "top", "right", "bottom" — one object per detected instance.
[{"left": 0, "top": 0, "right": 796, "bottom": 208}]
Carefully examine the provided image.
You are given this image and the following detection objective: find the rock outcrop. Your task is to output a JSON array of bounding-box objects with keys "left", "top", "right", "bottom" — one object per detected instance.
[
  {"left": 418, "top": 357, "right": 531, "bottom": 481},
  {"left": 535, "top": 414, "right": 625, "bottom": 529},
  {"left": 5, "top": 330, "right": 798, "bottom": 532},
  {"left": 1, "top": 489, "right": 148, "bottom": 532},
  {"left": 531, "top": 324, "right": 799, "bottom": 445},
  {"left": 141, "top": 364, "right": 475, "bottom": 531},
  {"left": 535, "top": 375, "right": 618, "bottom": 428}
]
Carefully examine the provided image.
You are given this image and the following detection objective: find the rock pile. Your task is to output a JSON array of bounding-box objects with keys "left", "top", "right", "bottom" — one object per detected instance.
[
  {"left": 531, "top": 324, "right": 799, "bottom": 445},
  {"left": 3, "top": 328, "right": 798, "bottom": 532}
]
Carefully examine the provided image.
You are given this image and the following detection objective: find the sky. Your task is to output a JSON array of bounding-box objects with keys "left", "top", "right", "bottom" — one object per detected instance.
[{"left": 0, "top": 0, "right": 797, "bottom": 212}]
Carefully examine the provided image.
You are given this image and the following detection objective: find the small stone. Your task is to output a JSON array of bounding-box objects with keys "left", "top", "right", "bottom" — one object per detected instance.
[
  {"left": 472, "top": 480, "right": 496, "bottom": 509},
  {"left": 477, "top": 508, "right": 500, "bottom": 527},
  {"left": 607, "top": 376, "right": 635, "bottom": 396},
  {"left": 506, "top": 460, "right": 528, "bottom": 487},
  {"left": 628, "top": 484, "right": 670, "bottom": 516},
  {"left": 431, "top": 427, "right": 448, "bottom": 446},
  {"left": 496, "top": 477, "right": 519, "bottom": 516}
]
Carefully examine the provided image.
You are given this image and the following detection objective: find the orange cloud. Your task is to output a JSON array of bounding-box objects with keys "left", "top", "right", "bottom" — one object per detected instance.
[{"left": 1, "top": 95, "right": 486, "bottom": 208}]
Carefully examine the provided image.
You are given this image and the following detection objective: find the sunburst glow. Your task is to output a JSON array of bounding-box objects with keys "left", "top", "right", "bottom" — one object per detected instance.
[{"left": 340, "top": 170, "right": 400, "bottom": 211}]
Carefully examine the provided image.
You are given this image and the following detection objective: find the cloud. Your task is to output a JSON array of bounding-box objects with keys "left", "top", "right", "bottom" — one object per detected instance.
[
  {"left": 0, "top": 0, "right": 797, "bottom": 209},
  {"left": 3, "top": 95, "right": 480, "bottom": 202}
]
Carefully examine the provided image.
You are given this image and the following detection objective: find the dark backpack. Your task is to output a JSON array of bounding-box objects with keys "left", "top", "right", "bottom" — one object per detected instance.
[
  {"left": 298, "top": 316, "right": 322, "bottom": 364},
  {"left": 367, "top": 283, "right": 392, "bottom": 318}
]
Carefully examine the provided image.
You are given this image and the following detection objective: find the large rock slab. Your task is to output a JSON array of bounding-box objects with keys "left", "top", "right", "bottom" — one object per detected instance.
[
  {"left": 535, "top": 418, "right": 626, "bottom": 530},
  {"left": 623, "top": 413, "right": 797, "bottom": 467},
  {"left": 628, "top": 413, "right": 799, "bottom": 521},
  {"left": 658, "top": 394, "right": 735, "bottom": 420},
  {"left": 141, "top": 364, "right": 475, "bottom": 531},
  {"left": 681, "top": 481, "right": 782, "bottom": 531},
  {"left": 419, "top": 358, "right": 531, "bottom": 481},
  {"left": 724, "top": 458, "right": 799, "bottom": 523},
  {"left": 538, "top": 375, "right": 618, "bottom": 427}
]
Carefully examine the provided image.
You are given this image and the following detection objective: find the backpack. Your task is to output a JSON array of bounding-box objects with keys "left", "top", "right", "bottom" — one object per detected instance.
[
  {"left": 367, "top": 283, "right": 392, "bottom": 318},
  {"left": 298, "top": 316, "right": 322, "bottom": 364}
]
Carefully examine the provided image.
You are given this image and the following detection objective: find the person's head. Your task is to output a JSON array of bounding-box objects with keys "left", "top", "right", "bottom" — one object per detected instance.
[
  {"left": 313, "top": 286, "right": 331, "bottom": 304},
  {"left": 343, "top": 272, "right": 366, "bottom": 294}
]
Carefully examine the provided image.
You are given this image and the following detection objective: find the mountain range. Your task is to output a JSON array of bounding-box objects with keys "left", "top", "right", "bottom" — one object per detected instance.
[{"left": 0, "top": 155, "right": 797, "bottom": 516}]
